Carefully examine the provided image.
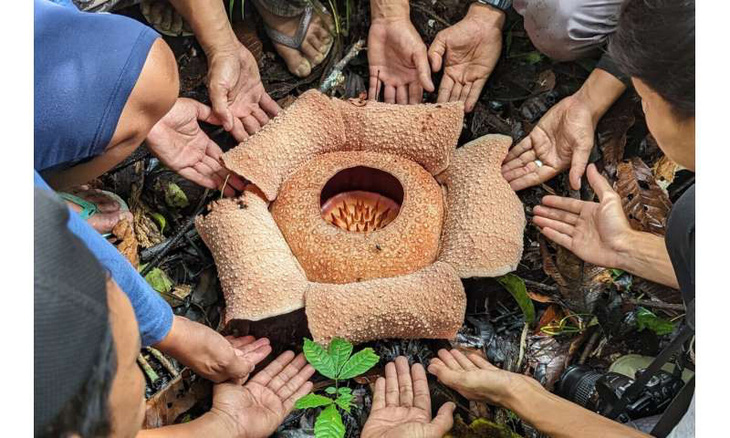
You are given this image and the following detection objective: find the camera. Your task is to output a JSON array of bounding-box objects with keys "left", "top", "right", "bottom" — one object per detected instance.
[{"left": 556, "top": 364, "right": 684, "bottom": 422}]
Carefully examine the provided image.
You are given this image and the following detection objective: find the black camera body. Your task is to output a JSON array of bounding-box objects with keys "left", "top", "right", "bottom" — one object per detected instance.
[{"left": 556, "top": 364, "right": 684, "bottom": 422}]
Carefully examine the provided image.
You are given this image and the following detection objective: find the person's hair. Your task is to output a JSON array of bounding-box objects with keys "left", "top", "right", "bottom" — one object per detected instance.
[
  {"left": 40, "top": 328, "right": 117, "bottom": 437},
  {"left": 609, "top": 0, "right": 695, "bottom": 119}
]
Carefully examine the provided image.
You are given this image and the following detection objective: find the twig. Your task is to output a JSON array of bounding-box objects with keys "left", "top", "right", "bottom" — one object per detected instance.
[
  {"left": 628, "top": 298, "right": 685, "bottom": 311},
  {"left": 138, "top": 353, "right": 160, "bottom": 383},
  {"left": 140, "top": 229, "right": 199, "bottom": 262},
  {"left": 523, "top": 279, "right": 558, "bottom": 293},
  {"left": 319, "top": 39, "right": 366, "bottom": 93},
  {"left": 410, "top": 3, "right": 452, "bottom": 28},
  {"left": 147, "top": 347, "right": 179, "bottom": 377},
  {"left": 579, "top": 329, "right": 601, "bottom": 365},
  {"left": 516, "top": 322, "right": 529, "bottom": 370}
]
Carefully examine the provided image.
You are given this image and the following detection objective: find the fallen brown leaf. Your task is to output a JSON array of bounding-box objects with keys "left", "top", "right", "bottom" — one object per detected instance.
[
  {"left": 597, "top": 94, "right": 638, "bottom": 178},
  {"left": 615, "top": 157, "right": 673, "bottom": 236},
  {"left": 110, "top": 218, "right": 139, "bottom": 267}
]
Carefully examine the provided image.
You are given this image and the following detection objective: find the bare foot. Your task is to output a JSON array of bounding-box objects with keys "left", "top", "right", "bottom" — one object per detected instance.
[
  {"left": 64, "top": 187, "right": 134, "bottom": 235},
  {"left": 141, "top": 0, "right": 193, "bottom": 37},
  {"left": 254, "top": 2, "right": 334, "bottom": 77}
]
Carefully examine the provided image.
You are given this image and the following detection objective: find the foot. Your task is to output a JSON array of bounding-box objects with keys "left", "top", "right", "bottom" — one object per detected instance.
[
  {"left": 65, "top": 186, "right": 134, "bottom": 235},
  {"left": 254, "top": 3, "right": 334, "bottom": 77},
  {"left": 141, "top": 0, "right": 193, "bottom": 37}
]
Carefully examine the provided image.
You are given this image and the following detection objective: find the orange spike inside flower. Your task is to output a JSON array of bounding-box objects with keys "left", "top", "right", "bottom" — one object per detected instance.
[{"left": 321, "top": 191, "right": 400, "bottom": 232}]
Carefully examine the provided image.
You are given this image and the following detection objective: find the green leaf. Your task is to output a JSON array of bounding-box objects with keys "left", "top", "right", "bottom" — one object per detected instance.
[
  {"left": 328, "top": 338, "right": 353, "bottom": 376},
  {"left": 636, "top": 307, "right": 676, "bottom": 336},
  {"left": 325, "top": 386, "right": 337, "bottom": 395},
  {"left": 338, "top": 348, "right": 379, "bottom": 380},
  {"left": 314, "top": 404, "right": 345, "bottom": 438},
  {"left": 294, "top": 393, "right": 334, "bottom": 410},
  {"left": 150, "top": 212, "right": 166, "bottom": 234},
  {"left": 163, "top": 182, "right": 189, "bottom": 208},
  {"left": 334, "top": 393, "right": 354, "bottom": 413},
  {"left": 337, "top": 387, "right": 352, "bottom": 395},
  {"left": 144, "top": 268, "right": 174, "bottom": 298},
  {"left": 303, "top": 338, "right": 338, "bottom": 379},
  {"left": 497, "top": 273, "right": 536, "bottom": 324}
]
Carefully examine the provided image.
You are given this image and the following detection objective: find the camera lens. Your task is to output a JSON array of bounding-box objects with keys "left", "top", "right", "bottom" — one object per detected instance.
[{"left": 556, "top": 365, "right": 604, "bottom": 410}]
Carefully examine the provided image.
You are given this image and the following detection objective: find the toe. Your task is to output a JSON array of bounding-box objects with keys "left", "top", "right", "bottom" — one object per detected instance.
[
  {"left": 277, "top": 44, "right": 311, "bottom": 77},
  {"left": 301, "top": 39, "right": 325, "bottom": 66}
]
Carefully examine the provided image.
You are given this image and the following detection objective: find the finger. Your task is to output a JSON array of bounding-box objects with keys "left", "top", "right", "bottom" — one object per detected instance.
[
  {"left": 268, "top": 354, "right": 308, "bottom": 393},
  {"left": 449, "top": 82, "right": 463, "bottom": 103},
  {"left": 428, "top": 402, "right": 456, "bottom": 435},
  {"left": 413, "top": 49, "right": 435, "bottom": 92},
  {"left": 241, "top": 115, "right": 262, "bottom": 135},
  {"left": 542, "top": 195, "right": 585, "bottom": 215},
  {"left": 426, "top": 362, "right": 457, "bottom": 385},
  {"left": 459, "top": 82, "right": 472, "bottom": 103},
  {"left": 252, "top": 107, "right": 270, "bottom": 127},
  {"left": 384, "top": 361, "right": 400, "bottom": 406},
  {"left": 395, "top": 357, "right": 414, "bottom": 407},
  {"left": 207, "top": 83, "right": 234, "bottom": 132},
  {"left": 372, "top": 377, "right": 386, "bottom": 410},
  {"left": 178, "top": 167, "right": 221, "bottom": 192},
  {"left": 277, "top": 363, "right": 315, "bottom": 400},
  {"left": 569, "top": 145, "right": 592, "bottom": 190},
  {"left": 259, "top": 93, "right": 281, "bottom": 118},
  {"left": 428, "top": 33, "right": 446, "bottom": 72},
  {"left": 533, "top": 205, "right": 579, "bottom": 225},
  {"left": 540, "top": 226, "right": 574, "bottom": 250},
  {"left": 437, "top": 75, "right": 455, "bottom": 104},
  {"left": 451, "top": 350, "right": 478, "bottom": 370},
  {"left": 368, "top": 73, "right": 380, "bottom": 101},
  {"left": 437, "top": 349, "right": 463, "bottom": 371},
  {"left": 466, "top": 353, "right": 496, "bottom": 370},
  {"left": 586, "top": 164, "right": 615, "bottom": 201},
  {"left": 383, "top": 85, "right": 397, "bottom": 104},
  {"left": 226, "top": 335, "right": 256, "bottom": 348},
  {"left": 283, "top": 381, "right": 314, "bottom": 412},
  {"left": 503, "top": 136, "right": 534, "bottom": 166},
  {"left": 501, "top": 151, "right": 538, "bottom": 179},
  {"left": 533, "top": 216, "right": 575, "bottom": 236},
  {"left": 224, "top": 173, "right": 247, "bottom": 193},
  {"left": 411, "top": 363, "right": 431, "bottom": 412},
  {"left": 237, "top": 337, "right": 271, "bottom": 355},
  {"left": 408, "top": 84, "right": 423, "bottom": 104},
  {"left": 251, "top": 350, "right": 295, "bottom": 386},
  {"left": 186, "top": 98, "right": 223, "bottom": 126},
  {"left": 465, "top": 78, "right": 487, "bottom": 113},
  {"left": 396, "top": 85, "right": 409, "bottom": 105},
  {"left": 429, "top": 357, "right": 446, "bottom": 369},
  {"left": 229, "top": 116, "right": 249, "bottom": 143}
]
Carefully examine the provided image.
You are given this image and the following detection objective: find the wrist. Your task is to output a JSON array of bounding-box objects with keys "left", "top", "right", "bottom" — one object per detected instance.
[
  {"left": 573, "top": 69, "right": 627, "bottom": 126},
  {"left": 370, "top": 0, "right": 410, "bottom": 22},
  {"left": 467, "top": 2, "right": 506, "bottom": 29},
  {"left": 496, "top": 373, "right": 533, "bottom": 409},
  {"left": 613, "top": 229, "right": 644, "bottom": 271},
  {"left": 198, "top": 410, "right": 243, "bottom": 438}
]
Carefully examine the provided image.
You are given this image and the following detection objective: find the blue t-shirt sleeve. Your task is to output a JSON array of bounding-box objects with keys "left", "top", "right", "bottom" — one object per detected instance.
[{"left": 34, "top": 171, "right": 173, "bottom": 346}]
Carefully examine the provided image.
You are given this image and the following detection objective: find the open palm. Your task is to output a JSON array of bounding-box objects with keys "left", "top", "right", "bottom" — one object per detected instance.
[
  {"left": 533, "top": 164, "right": 635, "bottom": 268},
  {"left": 146, "top": 98, "right": 246, "bottom": 196},
  {"left": 502, "top": 94, "right": 596, "bottom": 191},
  {"left": 367, "top": 19, "right": 434, "bottom": 104},
  {"left": 207, "top": 42, "right": 280, "bottom": 142},
  {"left": 210, "top": 351, "right": 315, "bottom": 438},
  {"left": 362, "top": 357, "right": 454, "bottom": 438}
]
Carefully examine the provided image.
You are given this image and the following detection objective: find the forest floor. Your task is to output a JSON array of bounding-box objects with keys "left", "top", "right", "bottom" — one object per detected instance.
[{"left": 99, "top": 1, "right": 694, "bottom": 436}]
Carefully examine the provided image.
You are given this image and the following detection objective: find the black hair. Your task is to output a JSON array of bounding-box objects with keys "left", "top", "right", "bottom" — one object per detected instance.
[
  {"left": 609, "top": 0, "right": 695, "bottom": 119},
  {"left": 40, "top": 328, "right": 117, "bottom": 437}
]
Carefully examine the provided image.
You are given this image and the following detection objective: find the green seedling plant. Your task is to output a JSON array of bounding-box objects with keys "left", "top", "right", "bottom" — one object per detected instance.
[{"left": 295, "top": 338, "right": 380, "bottom": 438}]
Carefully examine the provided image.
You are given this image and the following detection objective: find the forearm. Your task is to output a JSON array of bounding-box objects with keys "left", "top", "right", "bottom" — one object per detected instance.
[
  {"left": 169, "top": 0, "right": 237, "bottom": 55},
  {"left": 370, "top": 0, "right": 410, "bottom": 21},
  {"left": 616, "top": 230, "right": 680, "bottom": 288},
  {"left": 138, "top": 412, "right": 237, "bottom": 438},
  {"left": 573, "top": 68, "right": 627, "bottom": 125},
  {"left": 504, "top": 377, "right": 649, "bottom": 438}
]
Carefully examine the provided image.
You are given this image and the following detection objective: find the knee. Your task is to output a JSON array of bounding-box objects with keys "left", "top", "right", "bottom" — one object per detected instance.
[{"left": 520, "top": 0, "right": 620, "bottom": 62}]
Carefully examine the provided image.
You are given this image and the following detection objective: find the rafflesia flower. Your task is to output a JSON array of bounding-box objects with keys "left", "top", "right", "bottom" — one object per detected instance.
[{"left": 195, "top": 90, "right": 525, "bottom": 344}]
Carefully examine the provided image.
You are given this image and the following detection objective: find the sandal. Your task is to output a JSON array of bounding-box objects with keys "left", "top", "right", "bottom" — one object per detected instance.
[
  {"left": 140, "top": 0, "right": 194, "bottom": 37},
  {"left": 59, "top": 189, "right": 132, "bottom": 237}
]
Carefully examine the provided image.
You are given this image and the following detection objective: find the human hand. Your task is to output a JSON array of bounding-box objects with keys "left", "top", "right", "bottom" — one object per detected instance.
[
  {"left": 368, "top": 16, "right": 434, "bottom": 103},
  {"left": 428, "top": 3, "right": 505, "bottom": 112},
  {"left": 154, "top": 316, "right": 272, "bottom": 384},
  {"left": 427, "top": 349, "right": 525, "bottom": 406},
  {"left": 533, "top": 164, "right": 636, "bottom": 268},
  {"left": 146, "top": 98, "right": 246, "bottom": 196},
  {"left": 501, "top": 93, "right": 596, "bottom": 191},
  {"left": 361, "top": 356, "right": 455, "bottom": 438},
  {"left": 208, "top": 351, "right": 315, "bottom": 438},
  {"left": 207, "top": 42, "right": 281, "bottom": 141}
]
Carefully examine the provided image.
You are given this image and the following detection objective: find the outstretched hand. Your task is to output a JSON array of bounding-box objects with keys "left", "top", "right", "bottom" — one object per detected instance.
[
  {"left": 532, "top": 164, "right": 635, "bottom": 269},
  {"left": 146, "top": 97, "right": 246, "bottom": 196},
  {"left": 368, "top": 18, "right": 434, "bottom": 104},
  {"left": 501, "top": 93, "right": 596, "bottom": 191},
  {"left": 209, "top": 351, "right": 315, "bottom": 438},
  {"left": 428, "top": 4, "right": 504, "bottom": 113},
  {"left": 362, "top": 356, "right": 455, "bottom": 438},
  {"left": 206, "top": 42, "right": 281, "bottom": 142}
]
